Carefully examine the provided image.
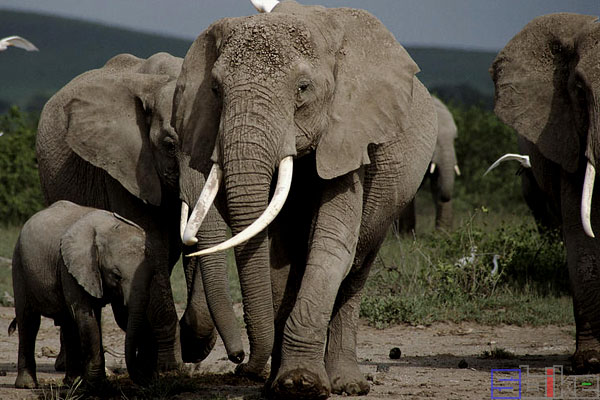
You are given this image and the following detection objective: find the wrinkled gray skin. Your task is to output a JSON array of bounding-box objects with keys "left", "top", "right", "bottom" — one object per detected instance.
[
  {"left": 173, "top": 2, "right": 437, "bottom": 398},
  {"left": 396, "top": 96, "right": 458, "bottom": 233},
  {"left": 35, "top": 52, "right": 239, "bottom": 371},
  {"left": 491, "top": 13, "right": 600, "bottom": 373},
  {"left": 12, "top": 201, "right": 165, "bottom": 388}
]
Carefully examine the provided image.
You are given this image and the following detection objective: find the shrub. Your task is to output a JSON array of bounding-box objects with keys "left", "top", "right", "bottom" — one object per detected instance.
[{"left": 0, "top": 107, "right": 43, "bottom": 225}]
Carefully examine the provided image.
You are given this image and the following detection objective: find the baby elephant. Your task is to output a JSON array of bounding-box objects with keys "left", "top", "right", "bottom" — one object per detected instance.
[{"left": 11, "top": 200, "right": 168, "bottom": 388}]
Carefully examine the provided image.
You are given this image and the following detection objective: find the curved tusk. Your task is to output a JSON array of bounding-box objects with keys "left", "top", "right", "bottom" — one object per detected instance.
[
  {"left": 188, "top": 156, "right": 293, "bottom": 257},
  {"left": 250, "top": 0, "right": 279, "bottom": 13},
  {"left": 582, "top": 161, "right": 596, "bottom": 238},
  {"left": 429, "top": 163, "right": 436, "bottom": 174},
  {"left": 483, "top": 153, "right": 531, "bottom": 176},
  {"left": 182, "top": 164, "right": 223, "bottom": 246},
  {"left": 180, "top": 202, "right": 189, "bottom": 242},
  {"left": 454, "top": 165, "right": 461, "bottom": 176}
]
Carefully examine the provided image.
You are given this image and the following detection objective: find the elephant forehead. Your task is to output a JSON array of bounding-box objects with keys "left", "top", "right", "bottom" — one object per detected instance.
[
  {"left": 219, "top": 16, "right": 316, "bottom": 79},
  {"left": 575, "top": 23, "right": 600, "bottom": 77}
]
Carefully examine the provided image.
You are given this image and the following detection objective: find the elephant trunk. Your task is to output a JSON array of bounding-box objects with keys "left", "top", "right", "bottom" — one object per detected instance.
[
  {"left": 125, "top": 277, "right": 155, "bottom": 385},
  {"left": 223, "top": 151, "right": 275, "bottom": 376}
]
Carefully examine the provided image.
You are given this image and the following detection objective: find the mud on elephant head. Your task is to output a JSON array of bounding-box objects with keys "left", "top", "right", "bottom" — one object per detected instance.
[{"left": 490, "top": 13, "right": 600, "bottom": 372}]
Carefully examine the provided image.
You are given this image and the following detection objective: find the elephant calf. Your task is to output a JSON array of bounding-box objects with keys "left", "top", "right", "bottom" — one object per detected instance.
[{"left": 11, "top": 200, "right": 171, "bottom": 388}]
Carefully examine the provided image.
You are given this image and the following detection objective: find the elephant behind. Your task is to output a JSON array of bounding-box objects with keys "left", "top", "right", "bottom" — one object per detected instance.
[
  {"left": 174, "top": 2, "right": 437, "bottom": 398},
  {"left": 12, "top": 201, "right": 169, "bottom": 387},
  {"left": 490, "top": 13, "right": 600, "bottom": 372},
  {"left": 395, "top": 96, "right": 459, "bottom": 233},
  {"left": 36, "top": 52, "right": 243, "bottom": 369}
]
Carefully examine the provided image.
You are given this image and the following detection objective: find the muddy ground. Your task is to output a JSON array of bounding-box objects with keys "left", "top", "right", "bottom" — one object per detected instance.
[{"left": 0, "top": 305, "right": 577, "bottom": 399}]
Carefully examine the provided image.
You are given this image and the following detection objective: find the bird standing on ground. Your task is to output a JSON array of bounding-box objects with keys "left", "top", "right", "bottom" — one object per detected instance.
[{"left": 0, "top": 36, "right": 38, "bottom": 52}]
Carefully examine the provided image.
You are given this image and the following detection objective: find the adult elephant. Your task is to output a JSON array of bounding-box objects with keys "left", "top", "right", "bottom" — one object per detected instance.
[
  {"left": 36, "top": 52, "right": 243, "bottom": 373},
  {"left": 395, "top": 96, "right": 459, "bottom": 233},
  {"left": 174, "top": 1, "right": 437, "bottom": 398},
  {"left": 490, "top": 13, "right": 600, "bottom": 372}
]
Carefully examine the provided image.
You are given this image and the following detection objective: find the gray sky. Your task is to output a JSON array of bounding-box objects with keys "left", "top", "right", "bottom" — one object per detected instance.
[{"left": 1, "top": 0, "right": 598, "bottom": 50}]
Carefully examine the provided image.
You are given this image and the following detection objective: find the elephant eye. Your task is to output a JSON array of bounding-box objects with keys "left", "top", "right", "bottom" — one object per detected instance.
[
  {"left": 297, "top": 82, "right": 310, "bottom": 94},
  {"left": 163, "top": 136, "right": 178, "bottom": 153}
]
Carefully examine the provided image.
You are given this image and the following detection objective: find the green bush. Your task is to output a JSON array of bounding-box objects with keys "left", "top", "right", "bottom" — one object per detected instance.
[
  {"left": 450, "top": 105, "right": 525, "bottom": 213},
  {"left": 0, "top": 107, "right": 43, "bottom": 225}
]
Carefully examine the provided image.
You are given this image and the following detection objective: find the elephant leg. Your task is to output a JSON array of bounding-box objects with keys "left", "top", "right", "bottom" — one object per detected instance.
[
  {"left": 62, "top": 321, "right": 83, "bottom": 386},
  {"left": 15, "top": 309, "right": 40, "bottom": 389},
  {"left": 54, "top": 328, "right": 66, "bottom": 372},
  {"left": 325, "top": 250, "right": 376, "bottom": 396},
  {"left": 435, "top": 199, "right": 453, "bottom": 230},
  {"left": 561, "top": 174, "right": 600, "bottom": 373},
  {"left": 271, "top": 171, "right": 364, "bottom": 400},
  {"left": 393, "top": 198, "right": 416, "bottom": 235}
]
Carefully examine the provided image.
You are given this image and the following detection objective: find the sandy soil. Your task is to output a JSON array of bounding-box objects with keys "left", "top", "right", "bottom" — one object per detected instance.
[{"left": 0, "top": 305, "right": 576, "bottom": 399}]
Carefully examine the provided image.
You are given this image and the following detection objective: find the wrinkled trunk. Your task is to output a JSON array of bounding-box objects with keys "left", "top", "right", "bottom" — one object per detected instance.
[
  {"left": 125, "top": 277, "right": 155, "bottom": 385},
  {"left": 219, "top": 95, "right": 279, "bottom": 375}
]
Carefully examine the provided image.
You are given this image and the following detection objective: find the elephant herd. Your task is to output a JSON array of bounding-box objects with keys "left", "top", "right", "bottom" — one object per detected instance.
[{"left": 8, "top": 1, "right": 600, "bottom": 399}]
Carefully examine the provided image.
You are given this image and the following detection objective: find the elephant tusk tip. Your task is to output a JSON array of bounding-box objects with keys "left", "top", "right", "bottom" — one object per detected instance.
[{"left": 183, "top": 236, "right": 198, "bottom": 246}]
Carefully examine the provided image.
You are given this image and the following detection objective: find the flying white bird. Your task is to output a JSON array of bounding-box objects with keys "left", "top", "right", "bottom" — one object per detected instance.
[
  {"left": 250, "top": 0, "right": 279, "bottom": 13},
  {"left": 0, "top": 36, "right": 39, "bottom": 52},
  {"left": 483, "top": 153, "right": 531, "bottom": 176}
]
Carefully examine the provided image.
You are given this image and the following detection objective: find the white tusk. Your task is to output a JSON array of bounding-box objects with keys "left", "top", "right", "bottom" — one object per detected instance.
[
  {"left": 250, "top": 0, "right": 279, "bottom": 13},
  {"left": 429, "top": 163, "right": 436, "bottom": 174},
  {"left": 180, "top": 202, "right": 189, "bottom": 242},
  {"left": 188, "top": 156, "right": 293, "bottom": 257},
  {"left": 454, "top": 165, "right": 461, "bottom": 176},
  {"left": 582, "top": 161, "right": 596, "bottom": 238},
  {"left": 483, "top": 153, "right": 531, "bottom": 176},
  {"left": 182, "top": 164, "right": 223, "bottom": 246}
]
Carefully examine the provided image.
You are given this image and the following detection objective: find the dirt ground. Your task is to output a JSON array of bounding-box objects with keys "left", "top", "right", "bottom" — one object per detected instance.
[{"left": 0, "top": 305, "right": 577, "bottom": 399}]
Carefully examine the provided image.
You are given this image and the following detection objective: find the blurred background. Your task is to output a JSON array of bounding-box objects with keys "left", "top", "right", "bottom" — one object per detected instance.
[{"left": 0, "top": 0, "right": 597, "bottom": 327}]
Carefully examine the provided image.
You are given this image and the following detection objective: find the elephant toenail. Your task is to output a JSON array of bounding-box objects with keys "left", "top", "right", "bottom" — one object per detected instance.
[{"left": 283, "top": 378, "right": 294, "bottom": 389}]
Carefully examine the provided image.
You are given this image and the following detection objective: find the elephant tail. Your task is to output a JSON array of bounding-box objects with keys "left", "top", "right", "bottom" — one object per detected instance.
[{"left": 8, "top": 318, "right": 16, "bottom": 336}]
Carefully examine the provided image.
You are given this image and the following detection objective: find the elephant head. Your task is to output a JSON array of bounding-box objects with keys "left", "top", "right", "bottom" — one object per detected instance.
[
  {"left": 60, "top": 210, "right": 174, "bottom": 384},
  {"left": 429, "top": 96, "right": 459, "bottom": 228},
  {"left": 491, "top": 13, "right": 600, "bottom": 236},
  {"left": 173, "top": 0, "right": 422, "bottom": 373}
]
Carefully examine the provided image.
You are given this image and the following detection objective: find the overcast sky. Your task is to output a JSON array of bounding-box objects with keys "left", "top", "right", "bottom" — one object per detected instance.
[{"left": 2, "top": 0, "right": 598, "bottom": 50}]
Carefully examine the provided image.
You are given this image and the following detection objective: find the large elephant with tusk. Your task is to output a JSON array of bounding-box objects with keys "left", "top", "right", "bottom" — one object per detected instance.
[
  {"left": 35, "top": 52, "right": 243, "bottom": 373},
  {"left": 489, "top": 12, "right": 600, "bottom": 373},
  {"left": 173, "top": 1, "right": 437, "bottom": 398},
  {"left": 395, "top": 96, "right": 460, "bottom": 233}
]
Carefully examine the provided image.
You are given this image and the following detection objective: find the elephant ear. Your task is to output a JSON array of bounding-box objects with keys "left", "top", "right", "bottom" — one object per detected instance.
[
  {"left": 64, "top": 72, "right": 170, "bottom": 205},
  {"left": 314, "top": 7, "right": 420, "bottom": 179},
  {"left": 173, "top": 20, "right": 231, "bottom": 174},
  {"left": 60, "top": 211, "right": 107, "bottom": 299},
  {"left": 490, "top": 13, "right": 598, "bottom": 173}
]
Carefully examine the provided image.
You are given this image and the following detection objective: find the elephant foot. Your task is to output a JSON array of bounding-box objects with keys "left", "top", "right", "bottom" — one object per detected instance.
[
  {"left": 572, "top": 349, "right": 600, "bottom": 373},
  {"left": 326, "top": 359, "right": 370, "bottom": 395},
  {"left": 15, "top": 371, "right": 37, "bottom": 389},
  {"left": 180, "top": 323, "right": 217, "bottom": 363},
  {"left": 235, "top": 362, "right": 268, "bottom": 382},
  {"left": 269, "top": 362, "right": 330, "bottom": 400}
]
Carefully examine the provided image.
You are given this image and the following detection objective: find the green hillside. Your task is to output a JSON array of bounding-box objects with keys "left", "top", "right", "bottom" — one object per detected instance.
[
  {"left": 0, "top": 10, "right": 497, "bottom": 112},
  {"left": 0, "top": 10, "right": 193, "bottom": 109}
]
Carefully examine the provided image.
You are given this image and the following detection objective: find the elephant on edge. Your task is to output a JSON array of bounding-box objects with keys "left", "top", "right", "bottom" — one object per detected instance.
[
  {"left": 35, "top": 52, "right": 243, "bottom": 371},
  {"left": 395, "top": 96, "right": 460, "bottom": 233},
  {"left": 490, "top": 12, "right": 600, "bottom": 372},
  {"left": 174, "top": 1, "right": 437, "bottom": 398},
  {"left": 11, "top": 200, "right": 167, "bottom": 387}
]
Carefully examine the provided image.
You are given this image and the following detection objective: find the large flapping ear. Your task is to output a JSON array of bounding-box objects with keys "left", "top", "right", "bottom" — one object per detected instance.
[
  {"left": 64, "top": 72, "right": 170, "bottom": 205},
  {"left": 60, "top": 212, "right": 104, "bottom": 298},
  {"left": 172, "top": 20, "right": 230, "bottom": 174},
  {"left": 490, "top": 13, "right": 598, "bottom": 173},
  {"left": 311, "top": 7, "right": 420, "bottom": 179}
]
